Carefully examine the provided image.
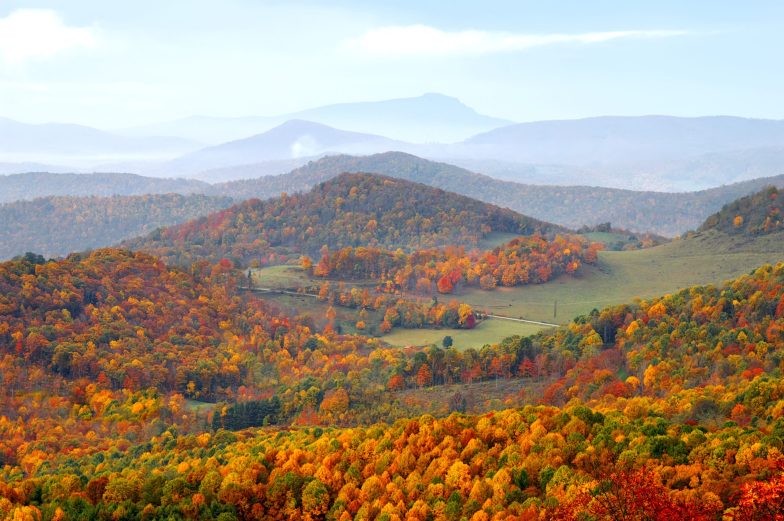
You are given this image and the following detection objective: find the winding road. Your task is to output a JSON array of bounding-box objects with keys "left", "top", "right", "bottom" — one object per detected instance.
[{"left": 243, "top": 286, "right": 559, "bottom": 328}]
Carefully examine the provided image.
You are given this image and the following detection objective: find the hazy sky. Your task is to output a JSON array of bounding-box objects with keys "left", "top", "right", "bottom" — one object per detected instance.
[{"left": 1, "top": 1, "right": 782, "bottom": 128}]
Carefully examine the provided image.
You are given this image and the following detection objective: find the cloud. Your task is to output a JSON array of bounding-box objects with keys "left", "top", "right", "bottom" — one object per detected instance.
[
  {"left": 0, "top": 9, "right": 97, "bottom": 65},
  {"left": 345, "top": 25, "right": 689, "bottom": 57}
]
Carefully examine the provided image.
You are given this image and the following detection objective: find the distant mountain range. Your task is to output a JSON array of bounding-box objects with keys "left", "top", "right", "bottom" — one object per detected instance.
[
  {"left": 208, "top": 152, "right": 784, "bottom": 236},
  {"left": 0, "top": 117, "right": 200, "bottom": 167},
  {"left": 4, "top": 96, "right": 784, "bottom": 191},
  {"left": 159, "top": 114, "right": 784, "bottom": 190},
  {"left": 159, "top": 120, "right": 408, "bottom": 175},
  {"left": 5, "top": 152, "right": 784, "bottom": 237},
  {"left": 123, "top": 93, "right": 513, "bottom": 144},
  {"left": 464, "top": 115, "right": 784, "bottom": 164}
]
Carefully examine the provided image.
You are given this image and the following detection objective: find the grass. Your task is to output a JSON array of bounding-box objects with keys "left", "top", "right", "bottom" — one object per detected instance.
[
  {"left": 380, "top": 318, "right": 548, "bottom": 350},
  {"left": 252, "top": 264, "right": 377, "bottom": 290},
  {"left": 459, "top": 230, "right": 784, "bottom": 324}
]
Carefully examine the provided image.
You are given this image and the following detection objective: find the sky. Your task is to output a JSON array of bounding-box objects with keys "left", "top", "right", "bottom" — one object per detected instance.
[{"left": 0, "top": 0, "right": 782, "bottom": 128}]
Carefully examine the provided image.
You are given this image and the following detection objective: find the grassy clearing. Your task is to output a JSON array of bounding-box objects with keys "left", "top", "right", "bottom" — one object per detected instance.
[
  {"left": 459, "top": 230, "right": 784, "bottom": 324},
  {"left": 252, "top": 264, "right": 377, "bottom": 290},
  {"left": 380, "top": 318, "right": 548, "bottom": 350}
]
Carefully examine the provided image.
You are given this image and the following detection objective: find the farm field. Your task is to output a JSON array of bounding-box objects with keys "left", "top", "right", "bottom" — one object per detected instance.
[{"left": 253, "top": 230, "right": 784, "bottom": 344}]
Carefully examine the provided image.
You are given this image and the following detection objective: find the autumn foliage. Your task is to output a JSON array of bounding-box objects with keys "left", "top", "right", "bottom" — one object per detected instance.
[
  {"left": 124, "top": 172, "right": 560, "bottom": 266},
  {"left": 311, "top": 234, "right": 601, "bottom": 294}
]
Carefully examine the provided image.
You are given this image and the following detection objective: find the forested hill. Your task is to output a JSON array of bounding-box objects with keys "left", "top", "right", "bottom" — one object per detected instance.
[
  {"left": 699, "top": 186, "right": 782, "bottom": 235},
  {"left": 212, "top": 151, "right": 784, "bottom": 236},
  {"left": 125, "top": 172, "right": 562, "bottom": 266},
  {"left": 0, "top": 194, "right": 234, "bottom": 260},
  {"left": 0, "top": 171, "right": 208, "bottom": 203},
  {"left": 6, "top": 156, "right": 784, "bottom": 238},
  {"left": 3, "top": 252, "right": 784, "bottom": 518}
]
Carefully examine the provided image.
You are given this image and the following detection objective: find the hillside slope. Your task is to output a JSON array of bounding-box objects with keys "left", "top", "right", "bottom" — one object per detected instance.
[
  {"left": 0, "top": 194, "right": 234, "bottom": 260},
  {"left": 3, "top": 257, "right": 784, "bottom": 519},
  {"left": 126, "top": 172, "right": 562, "bottom": 266},
  {"left": 699, "top": 186, "right": 782, "bottom": 235}
]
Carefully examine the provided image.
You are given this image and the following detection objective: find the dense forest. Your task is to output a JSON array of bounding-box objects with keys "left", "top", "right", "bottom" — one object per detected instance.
[
  {"left": 699, "top": 186, "right": 782, "bottom": 236},
  {"left": 125, "top": 173, "right": 560, "bottom": 266},
  {"left": 0, "top": 194, "right": 234, "bottom": 260},
  {"left": 0, "top": 237, "right": 783, "bottom": 518}
]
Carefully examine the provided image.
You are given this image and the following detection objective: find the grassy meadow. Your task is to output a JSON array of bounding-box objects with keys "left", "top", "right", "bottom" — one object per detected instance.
[
  {"left": 459, "top": 230, "right": 784, "bottom": 324},
  {"left": 251, "top": 230, "right": 784, "bottom": 349}
]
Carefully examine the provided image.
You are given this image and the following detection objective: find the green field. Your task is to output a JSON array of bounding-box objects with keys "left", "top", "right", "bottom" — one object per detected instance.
[
  {"left": 251, "top": 230, "right": 784, "bottom": 346},
  {"left": 380, "top": 318, "right": 548, "bottom": 350},
  {"left": 459, "top": 230, "right": 784, "bottom": 324}
]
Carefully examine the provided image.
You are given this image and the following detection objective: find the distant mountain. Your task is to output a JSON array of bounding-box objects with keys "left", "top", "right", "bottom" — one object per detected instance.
[
  {"left": 699, "top": 186, "right": 782, "bottom": 236},
  {"left": 451, "top": 116, "right": 784, "bottom": 190},
  {"left": 0, "top": 161, "right": 73, "bottom": 175},
  {"left": 0, "top": 117, "right": 201, "bottom": 167},
  {"left": 0, "top": 172, "right": 209, "bottom": 204},
  {"left": 164, "top": 120, "right": 407, "bottom": 175},
  {"left": 125, "top": 172, "right": 560, "bottom": 266},
  {"left": 464, "top": 115, "right": 784, "bottom": 165},
  {"left": 125, "top": 93, "right": 512, "bottom": 144},
  {"left": 8, "top": 154, "right": 784, "bottom": 237},
  {"left": 287, "top": 93, "right": 512, "bottom": 143},
  {"left": 0, "top": 194, "right": 234, "bottom": 260},
  {"left": 211, "top": 152, "right": 784, "bottom": 236},
  {"left": 192, "top": 157, "right": 313, "bottom": 182}
]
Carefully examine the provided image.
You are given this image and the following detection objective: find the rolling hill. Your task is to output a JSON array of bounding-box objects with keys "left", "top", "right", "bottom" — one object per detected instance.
[
  {"left": 0, "top": 194, "right": 234, "bottom": 260},
  {"left": 699, "top": 185, "right": 782, "bottom": 235},
  {"left": 4, "top": 248, "right": 784, "bottom": 519},
  {"left": 124, "top": 172, "right": 562, "bottom": 266},
  {"left": 212, "top": 152, "right": 784, "bottom": 236},
  {"left": 454, "top": 187, "right": 784, "bottom": 327},
  {"left": 0, "top": 171, "right": 209, "bottom": 204}
]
